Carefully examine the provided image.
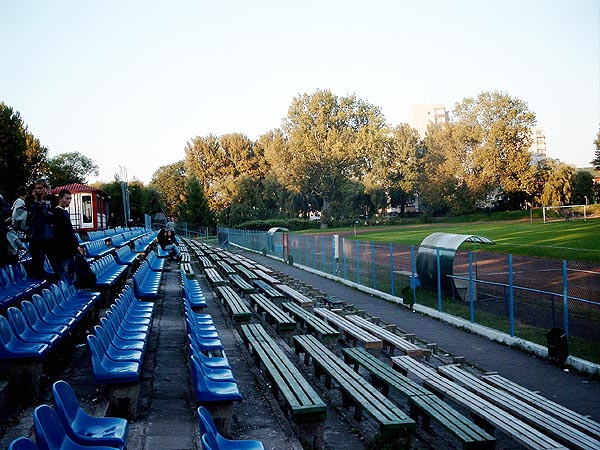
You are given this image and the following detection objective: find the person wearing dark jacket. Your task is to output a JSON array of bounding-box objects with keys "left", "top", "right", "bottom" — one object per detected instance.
[
  {"left": 49, "top": 189, "right": 81, "bottom": 280},
  {"left": 157, "top": 221, "right": 181, "bottom": 260},
  {"left": 26, "top": 179, "right": 58, "bottom": 278}
]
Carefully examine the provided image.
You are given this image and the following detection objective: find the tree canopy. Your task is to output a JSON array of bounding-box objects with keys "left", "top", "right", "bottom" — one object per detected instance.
[{"left": 47, "top": 151, "right": 99, "bottom": 187}]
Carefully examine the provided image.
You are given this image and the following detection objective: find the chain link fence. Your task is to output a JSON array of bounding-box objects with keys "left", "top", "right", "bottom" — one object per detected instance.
[{"left": 222, "top": 228, "right": 600, "bottom": 363}]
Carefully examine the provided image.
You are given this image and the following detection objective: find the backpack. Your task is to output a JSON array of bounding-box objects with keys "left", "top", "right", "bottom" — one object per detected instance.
[{"left": 73, "top": 253, "right": 97, "bottom": 289}]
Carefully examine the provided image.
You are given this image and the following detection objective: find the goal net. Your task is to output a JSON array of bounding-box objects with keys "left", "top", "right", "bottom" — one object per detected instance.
[{"left": 542, "top": 205, "right": 587, "bottom": 223}]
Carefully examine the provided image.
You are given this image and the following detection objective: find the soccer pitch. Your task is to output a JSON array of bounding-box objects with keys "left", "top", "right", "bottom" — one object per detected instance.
[{"left": 352, "top": 218, "right": 600, "bottom": 262}]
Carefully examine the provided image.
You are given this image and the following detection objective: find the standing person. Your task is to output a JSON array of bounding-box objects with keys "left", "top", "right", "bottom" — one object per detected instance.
[
  {"left": 157, "top": 221, "right": 181, "bottom": 260},
  {"left": 0, "top": 193, "right": 12, "bottom": 267},
  {"left": 107, "top": 212, "right": 118, "bottom": 229},
  {"left": 49, "top": 189, "right": 81, "bottom": 280},
  {"left": 26, "top": 179, "right": 58, "bottom": 278},
  {"left": 11, "top": 186, "right": 29, "bottom": 238}
]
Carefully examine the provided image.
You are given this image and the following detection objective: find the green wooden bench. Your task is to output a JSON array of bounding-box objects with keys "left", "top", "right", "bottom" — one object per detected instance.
[
  {"left": 215, "top": 285, "right": 252, "bottom": 323},
  {"left": 253, "top": 279, "right": 285, "bottom": 302},
  {"left": 276, "top": 284, "right": 314, "bottom": 308},
  {"left": 216, "top": 260, "right": 237, "bottom": 276},
  {"left": 234, "top": 264, "right": 259, "bottom": 281},
  {"left": 437, "top": 364, "right": 598, "bottom": 450},
  {"left": 345, "top": 314, "right": 432, "bottom": 359},
  {"left": 391, "top": 356, "right": 568, "bottom": 450},
  {"left": 343, "top": 347, "right": 495, "bottom": 450},
  {"left": 293, "top": 334, "right": 415, "bottom": 444},
  {"left": 204, "top": 267, "right": 226, "bottom": 286},
  {"left": 228, "top": 274, "right": 255, "bottom": 295},
  {"left": 281, "top": 302, "right": 339, "bottom": 348},
  {"left": 254, "top": 269, "right": 281, "bottom": 285},
  {"left": 481, "top": 372, "right": 600, "bottom": 440},
  {"left": 248, "top": 293, "right": 297, "bottom": 335},
  {"left": 314, "top": 308, "right": 382, "bottom": 351},
  {"left": 199, "top": 256, "right": 214, "bottom": 269},
  {"left": 240, "top": 323, "right": 327, "bottom": 449}
]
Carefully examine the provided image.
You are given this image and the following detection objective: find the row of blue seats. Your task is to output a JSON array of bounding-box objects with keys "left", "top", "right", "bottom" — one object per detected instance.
[
  {"left": 90, "top": 255, "right": 129, "bottom": 290},
  {"left": 87, "top": 286, "right": 154, "bottom": 385},
  {"left": 181, "top": 269, "right": 208, "bottom": 308},
  {"left": 8, "top": 380, "right": 128, "bottom": 450},
  {"left": 183, "top": 293, "right": 242, "bottom": 403},
  {"left": 82, "top": 229, "right": 155, "bottom": 260},
  {"left": 0, "top": 263, "right": 48, "bottom": 310},
  {"left": 0, "top": 281, "right": 99, "bottom": 359},
  {"left": 132, "top": 260, "right": 162, "bottom": 300},
  {"left": 146, "top": 250, "right": 165, "bottom": 271}
]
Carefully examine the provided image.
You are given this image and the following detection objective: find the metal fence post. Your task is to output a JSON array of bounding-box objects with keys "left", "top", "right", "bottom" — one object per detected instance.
[
  {"left": 343, "top": 238, "right": 347, "bottom": 280},
  {"left": 509, "top": 254, "right": 514, "bottom": 337},
  {"left": 313, "top": 235, "right": 316, "bottom": 269},
  {"left": 321, "top": 236, "right": 326, "bottom": 271},
  {"left": 437, "top": 248, "right": 442, "bottom": 312},
  {"left": 469, "top": 251, "right": 474, "bottom": 323},
  {"left": 411, "top": 246, "right": 417, "bottom": 305},
  {"left": 563, "top": 260, "right": 569, "bottom": 336},
  {"left": 356, "top": 240, "right": 360, "bottom": 285},
  {"left": 371, "top": 241, "right": 376, "bottom": 289},
  {"left": 390, "top": 242, "right": 395, "bottom": 297}
]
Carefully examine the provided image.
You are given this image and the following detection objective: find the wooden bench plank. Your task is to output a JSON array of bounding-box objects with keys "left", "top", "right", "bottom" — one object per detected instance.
[
  {"left": 343, "top": 347, "right": 495, "bottom": 450},
  {"left": 204, "top": 268, "right": 226, "bottom": 287},
  {"left": 281, "top": 302, "right": 339, "bottom": 346},
  {"left": 228, "top": 274, "right": 255, "bottom": 295},
  {"left": 391, "top": 356, "right": 568, "bottom": 450},
  {"left": 254, "top": 269, "right": 280, "bottom": 285},
  {"left": 253, "top": 279, "right": 285, "bottom": 301},
  {"left": 314, "top": 308, "right": 382, "bottom": 350},
  {"left": 276, "top": 284, "right": 314, "bottom": 308},
  {"left": 345, "top": 314, "right": 431, "bottom": 359},
  {"left": 481, "top": 373, "right": 600, "bottom": 440},
  {"left": 293, "top": 334, "right": 415, "bottom": 440},
  {"left": 248, "top": 294, "right": 296, "bottom": 333},
  {"left": 437, "top": 364, "right": 599, "bottom": 450},
  {"left": 215, "top": 286, "right": 252, "bottom": 323}
]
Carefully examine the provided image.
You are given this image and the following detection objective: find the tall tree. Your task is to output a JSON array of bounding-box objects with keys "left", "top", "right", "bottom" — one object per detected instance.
[
  {"left": 0, "top": 103, "right": 47, "bottom": 197},
  {"left": 185, "top": 133, "right": 263, "bottom": 210},
  {"left": 570, "top": 170, "right": 594, "bottom": 205},
  {"left": 364, "top": 123, "right": 422, "bottom": 213},
  {"left": 538, "top": 160, "right": 575, "bottom": 206},
  {"left": 177, "top": 176, "right": 214, "bottom": 228},
  {"left": 452, "top": 91, "right": 536, "bottom": 209},
  {"left": 150, "top": 161, "right": 186, "bottom": 218},
  {"left": 592, "top": 128, "right": 600, "bottom": 170},
  {"left": 46, "top": 151, "right": 99, "bottom": 187},
  {"left": 276, "top": 89, "right": 387, "bottom": 226}
]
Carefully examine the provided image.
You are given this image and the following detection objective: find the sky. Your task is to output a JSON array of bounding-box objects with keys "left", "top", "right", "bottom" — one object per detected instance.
[{"left": 1, "top": 0, "right": 599, "bottom": 184}]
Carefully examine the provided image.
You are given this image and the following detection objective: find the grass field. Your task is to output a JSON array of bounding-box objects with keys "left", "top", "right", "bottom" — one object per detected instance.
[{"left": 350, "top": 217, "right": 600, "bottom": 262}]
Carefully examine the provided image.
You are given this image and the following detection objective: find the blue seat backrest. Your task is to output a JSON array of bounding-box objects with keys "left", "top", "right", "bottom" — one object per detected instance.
[
  {"left": 8, "top": 437, "right": 40, "bottom": 450},
  {"left": 33, "top": 404, "right": 70, "bottom": 450}
]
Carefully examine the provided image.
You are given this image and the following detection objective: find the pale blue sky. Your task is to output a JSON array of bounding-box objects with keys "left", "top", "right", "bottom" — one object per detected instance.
[{"left": 1, "top": 0, "right": 598, "bottom": 183}]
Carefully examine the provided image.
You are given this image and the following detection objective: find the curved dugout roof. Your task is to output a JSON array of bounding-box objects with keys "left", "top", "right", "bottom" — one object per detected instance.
[
  {"left": 267, "top": 227, "right": 289, "bottom": 234},
  {"left": 416, "top": 232, "right": 494, "bottom": 294}
]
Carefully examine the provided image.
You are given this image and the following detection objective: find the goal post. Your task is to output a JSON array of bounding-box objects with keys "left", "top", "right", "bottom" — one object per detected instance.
[{"left": 542, "top": 205, "right": 587, "bottom": 223}]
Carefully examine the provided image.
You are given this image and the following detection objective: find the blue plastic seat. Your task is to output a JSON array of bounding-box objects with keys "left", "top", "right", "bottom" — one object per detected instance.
[
  {"left": 41, "top": 288, "right": 84, "bottom": 321},
  {"left": 93, "top": 325, "right": 143, "bottom": 362},
  {"left": 31, "top": 294, "right": 76, "bottom": 327},
  {"left": 49, "top": 283, "right": 92, "bottom": 313},
  {"left": 198, "top": 406, "right": 264, "bottom": 450},
  {"left": 86, "top": 335, "right": 140, "bottom": 384},
  {"left": 33, "top": 404, "right": 119, "bottom": 450},
  {"left": 0, "top": 315, "right": 48, "bottom": 359},
  {"left": 101, "top": 316, "right": 148, "bottom": 343},
  {"left": 111, "top": 301, "right": 151, "bottom": 326},
  {"left": 191, "top": 355, "right": 242, "bottom": 402},
  {"left": 188, "top": 331, "right": 224, "bottom": 352},
  {"left": 105, "top": 310, "right": 148, "bottom": 335},
  {"left": 189, "top": 346, "right": 235, "bottom": 382},
  {"left": 52, "top": 380, "right": 128, "bottom": 449},
  {"left": 7, "top": 437, "right": 40, "bottom": 450},
  {"left": 94, "top": 325, "right": 145, "bottom": 352},
  {"left": 190, "top": 342, "right": 231, "bottom": 369},
  {"left": 6, "top": 307, "right": 61, "bottom": 346},
  {"left": 119, "top": 286, "right": 154, "bottom": 313},
  {"left": 20, "top": 300, "right": 69, "bottom": 336}
]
